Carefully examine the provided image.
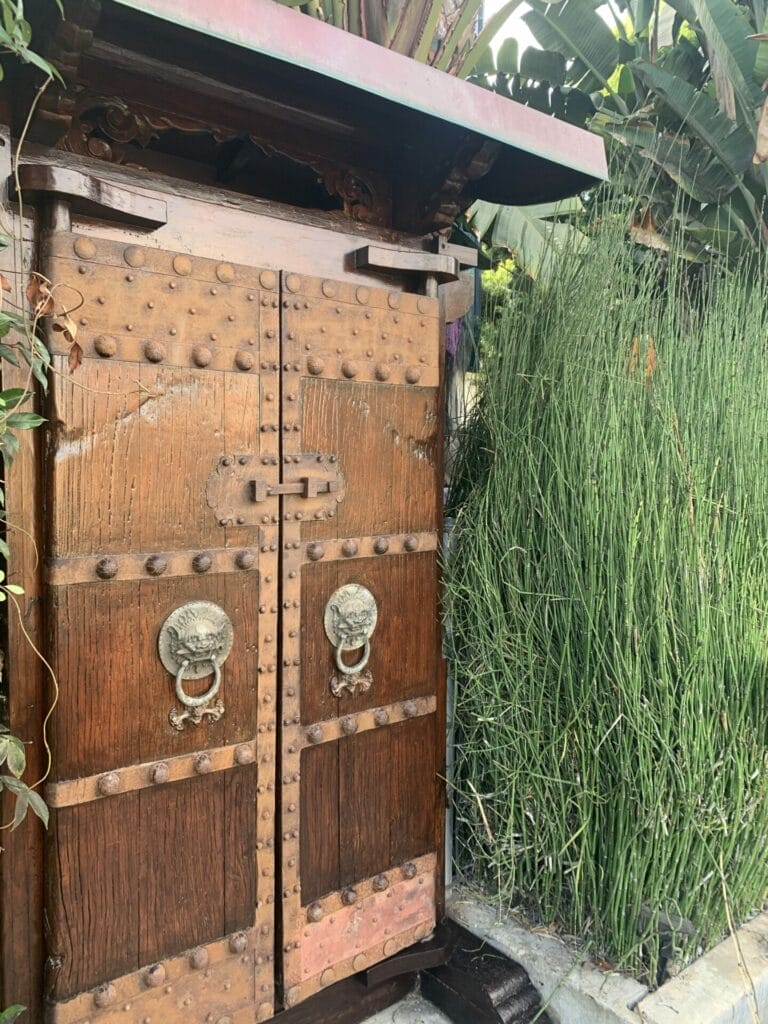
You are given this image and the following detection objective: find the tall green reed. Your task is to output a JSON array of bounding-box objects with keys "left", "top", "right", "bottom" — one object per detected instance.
[{"left": 446, "top": 214, "right": 768, "bottom": 983}]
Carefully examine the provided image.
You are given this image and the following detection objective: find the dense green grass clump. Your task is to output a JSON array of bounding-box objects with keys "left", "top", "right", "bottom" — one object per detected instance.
[{"left": 446, "top": 223, "right": 768, "bottom": 982}]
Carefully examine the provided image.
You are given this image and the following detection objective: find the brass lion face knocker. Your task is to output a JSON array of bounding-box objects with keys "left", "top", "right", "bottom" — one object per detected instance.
[
  {"left": 324, "top": 584, "right": 378, "bottom": 697},
  {"left": 158, "top": 601, "right": 234, "bottom": 730}
]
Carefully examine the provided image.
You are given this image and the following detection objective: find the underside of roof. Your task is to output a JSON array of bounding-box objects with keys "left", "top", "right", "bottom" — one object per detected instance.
[{"left": 12, "top": 0, "right": 607, "bottom": 233}]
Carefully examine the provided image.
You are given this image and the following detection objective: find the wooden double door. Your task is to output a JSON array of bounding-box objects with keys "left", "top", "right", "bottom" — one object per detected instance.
[{"left": 38, "top": 180, "right": 444, "bottom": 1023}]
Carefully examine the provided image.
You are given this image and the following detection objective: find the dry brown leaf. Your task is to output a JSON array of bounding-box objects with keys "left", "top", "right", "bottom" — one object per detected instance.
[
  {"left": 68, "top": 341, "right": 83, "bottom": 374},
  {"left": 52, "top": 312, "right": 78, "bottom": 345},
  {"left": 754, "top": 96, "right": 768, "bottom": 165},
  {"left": 628, "top": 336, "right": 640, "bottom": 376},
  {"left": 645, "top": 336, "right": 657, "bottom": 386},
  {"left": 25, "top": 274, "right": 54, "bottom": 317}
]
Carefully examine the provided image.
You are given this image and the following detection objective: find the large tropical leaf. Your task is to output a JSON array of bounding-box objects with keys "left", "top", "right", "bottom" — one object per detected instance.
[
  {"left": 470, "top": 198, "right": 588, "bottom": 282},
  {"left": 598, "top": 117, "right": 742, "bottom": 202},
  {"left": 632, "top": 59, "right": 755, "bottom": 177},
  {"left": 691, "top": 0, "right": 761, "bottom": 120},
  {"left": 523, "top": 0, "right": 621, "bottom": 94}
]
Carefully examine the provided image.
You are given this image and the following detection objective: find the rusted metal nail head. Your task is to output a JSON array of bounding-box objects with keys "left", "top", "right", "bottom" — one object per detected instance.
[
  {"left": 307, "top": 542, "right": 325, "bottom": 561},
  {"left": 402, "top": 700, "right": 419, "bottom": 718},
  {"left": 342, "top": 886, "right": 358, "bottom": 906},
  {"left": 342, "top": 540, "right": 358, "bottom": 557},
  {"left": 216, "top": 263, "right": 235, "bottom": 282},
  {"left": 234, "top": 743, "right": 255, "bottom": 766},
  {"left": 73, "top": 237, "right": 96, "bottom": 259},
  {"left": 405, "top": 366, "right": 421, "bottom": 384},
  {"left": 322, "top": 279, "right": 337, "bottom": 298},
  {"left": 194, "top": 753, "right": 212, "bottom": 775},
  {"left": 192, "top": 345, "right": 212, "bottom": 367},
  {"left": 236, "top": 550, "right": 256, "bottom": 570},
  {"left": 402, "top": 862, "right": 418, "bottom": 879},
  {"left": 151, "top": 762, "right": 169, "bottom": 785},
  {"left": 96, "top": 556, "right": 118, "bottom": 580},
  {"left": 404, "top": 534, "right": 419, "bottom": 552},
  {"left": 173, "top": 254, "right": 192, "bottom": 276},
  {"left": 285, "top": 273, "right": 301, "bottom": 293},
  {"left": 260, "top": 270, "right": 277, "bottom": 290},
  {"left": 341, "top": 716, "right": 358, "bottom": 735},
  {"left": 307, "top": 724, "right": 324, "bottom": 744},
  {"left": 97, "top": 772, "right": 120, "bottom": 796},
  {"left": 374, "top": 537, "right": 389, "bottom": 554},
  {"left": 144, "top": 963, "right": 166, "bottom": 988},
  {"left": 123, "top": 245, "right": 145, "bottom": 268},
  {"left": 307, "top": 902, "right": 324, "bottom": 923},
  {"left": 94, "top": 335, "right": 117, "bottom": 358},
  {"left": 144, "top": 341, "right": 166, "bottom": 363},
  {"left": 375, "top": 364, "right": 391, "bottom": 382},
  {"left": 192, "top": 551, "right": 213, "bottom": 573},
  {"left": 341, "top": 360, "right": 358, "bottom": 379},
  {"left": 189, "top": 947, "right": 209, "bottom": 970},
  {"left": 235, "top": 350, "right": 255, "bottom": 371},
  {"left": 93, "top": 983, "right": 117, "bottom": 1007},
  {"left": 307, "top": 356, "right": 325, "bottom": 375},
  {"left": 373, "top": 874, "right": 389, "bottom": 891},
  {"left": 229, "top": 933, "right": 248, "bottom": 954},
  {"left": 145, "top": 554, "right": 167, "bottom": 576}
]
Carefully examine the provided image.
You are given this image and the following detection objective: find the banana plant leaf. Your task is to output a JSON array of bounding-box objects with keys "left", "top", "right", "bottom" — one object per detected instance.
[
  {"left": 691, "top": 0, "right": 761, "bottom": 121},
  {"left": 470, "top": 198, "right": 588, "bottom": 282},
  {"left": 632, "top": 59, "right": 755, "bottom": 178},
  {"left": 523, "top": 0, "right": 621, "bottom": 96}
]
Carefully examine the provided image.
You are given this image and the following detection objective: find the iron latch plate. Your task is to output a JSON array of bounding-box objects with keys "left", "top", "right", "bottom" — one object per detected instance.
[{"left": 207, "top": 452, "right": 344, "bottom": 527}]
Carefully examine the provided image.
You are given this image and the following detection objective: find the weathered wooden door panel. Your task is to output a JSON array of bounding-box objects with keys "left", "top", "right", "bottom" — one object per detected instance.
[
  {"left": 35, "top": 206, "right": 444, "bottom": 1022},
  {"left": 41, "top": 228, "right": 279, "bottom": 1023},
  {"left": 279, "top": 273, "right": 443, "bottom": 1007}
]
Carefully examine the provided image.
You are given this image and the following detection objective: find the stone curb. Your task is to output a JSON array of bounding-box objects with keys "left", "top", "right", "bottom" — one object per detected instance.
[{"left": 448, "top": 896, "right": 768, "bottom": 1024}]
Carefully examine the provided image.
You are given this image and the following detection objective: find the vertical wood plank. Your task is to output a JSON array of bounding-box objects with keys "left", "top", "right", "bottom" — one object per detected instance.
[
  {"left": 389, "top": 716, "right": 436, "bottom": 866},
  {"left": 339, "top": 729, "right": 390, "bottom": 888},
  {"left": 301, "top": 379, "right": 439, "bottom": 542},
  {"left": 299, "top": 742, "right": 340, "bottom": 905},
  {"left": 46, "top": 795, "right": 141, "bottom": 1000},
  {"left": 138, "top": 776, "right": 226, "bottom": 965},
  {"left": 224, "top": 763, "right": 258, "bottom": 935}
]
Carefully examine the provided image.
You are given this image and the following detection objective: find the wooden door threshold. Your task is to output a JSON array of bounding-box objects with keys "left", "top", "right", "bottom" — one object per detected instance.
[{"left": 274, "top": 973, "right": 416, "bottom": 1024}]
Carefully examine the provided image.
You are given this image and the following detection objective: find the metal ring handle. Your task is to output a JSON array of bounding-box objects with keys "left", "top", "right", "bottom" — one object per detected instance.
[
  {"left": 175, "top": 658, "right": 222, "bottom": 708},
  {"left": 335, "top": 639, "right": 370, "bottom": 676}
]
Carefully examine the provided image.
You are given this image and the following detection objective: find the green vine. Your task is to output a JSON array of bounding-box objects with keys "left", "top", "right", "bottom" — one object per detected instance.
[{"left": 0, "top": 0, "right": 65, "bottom": 846}]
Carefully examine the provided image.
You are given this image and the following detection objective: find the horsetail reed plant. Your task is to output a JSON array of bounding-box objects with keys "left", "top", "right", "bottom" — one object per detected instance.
[{"left": 446, "top": 214, "right": 768, "bottom": 985}]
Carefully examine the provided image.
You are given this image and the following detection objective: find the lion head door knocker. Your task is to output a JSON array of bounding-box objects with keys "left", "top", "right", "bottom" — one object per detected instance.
[
  {"left": 324, "top": 584, "right": 378, "bottom": 697},
  {"left": 158, "top": 602, "right": 234, "bottom": 730}
]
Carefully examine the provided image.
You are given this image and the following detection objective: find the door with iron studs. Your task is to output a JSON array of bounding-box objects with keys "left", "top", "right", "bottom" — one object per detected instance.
[{"left": 39, "top": 188, "right": 444, "bottom": 1024}]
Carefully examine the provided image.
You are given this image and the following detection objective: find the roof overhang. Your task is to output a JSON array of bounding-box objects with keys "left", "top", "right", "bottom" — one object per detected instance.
[{"left": 110, "top": 0, "right": 607, "bottom": 208}]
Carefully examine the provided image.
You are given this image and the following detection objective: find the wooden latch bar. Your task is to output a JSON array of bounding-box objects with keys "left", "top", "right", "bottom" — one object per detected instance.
[
  {"left": 250, "top": 477, "right": 340, "bottom": 502},
  {"left": 10, "top": 165, "right": 168, "bottom": 228}
]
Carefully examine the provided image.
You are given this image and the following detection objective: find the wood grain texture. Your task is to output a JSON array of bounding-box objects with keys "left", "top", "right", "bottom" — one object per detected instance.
[
  {"left": 339, "top": 729, "right": 390, "bottom": 889},
  {"left": 301, "top": 553, "right": 439, "bottom": 723},
  {"left": 48, "top": 573, "right": 260, "bottom": 778},
  {"left": 301, "top": 379, "right": 439, "bottom": 542},
  {"left": 389, "top": 716, "right": 437, "bottom": 866},
  {"left": 46, "top": 793, "right": 141, "bottom": 999},
  {"left": 138, "top": 775, "right": 226, "bottom": 965},
  {"left": 46, "top": 357, "right": 263, "bottom": 557},
  {"left": 300, "top": 741, "right": 340, "bottom": 906},
  {"left": 47, "top": 768, "right": 258, "bottom": 1000}
]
